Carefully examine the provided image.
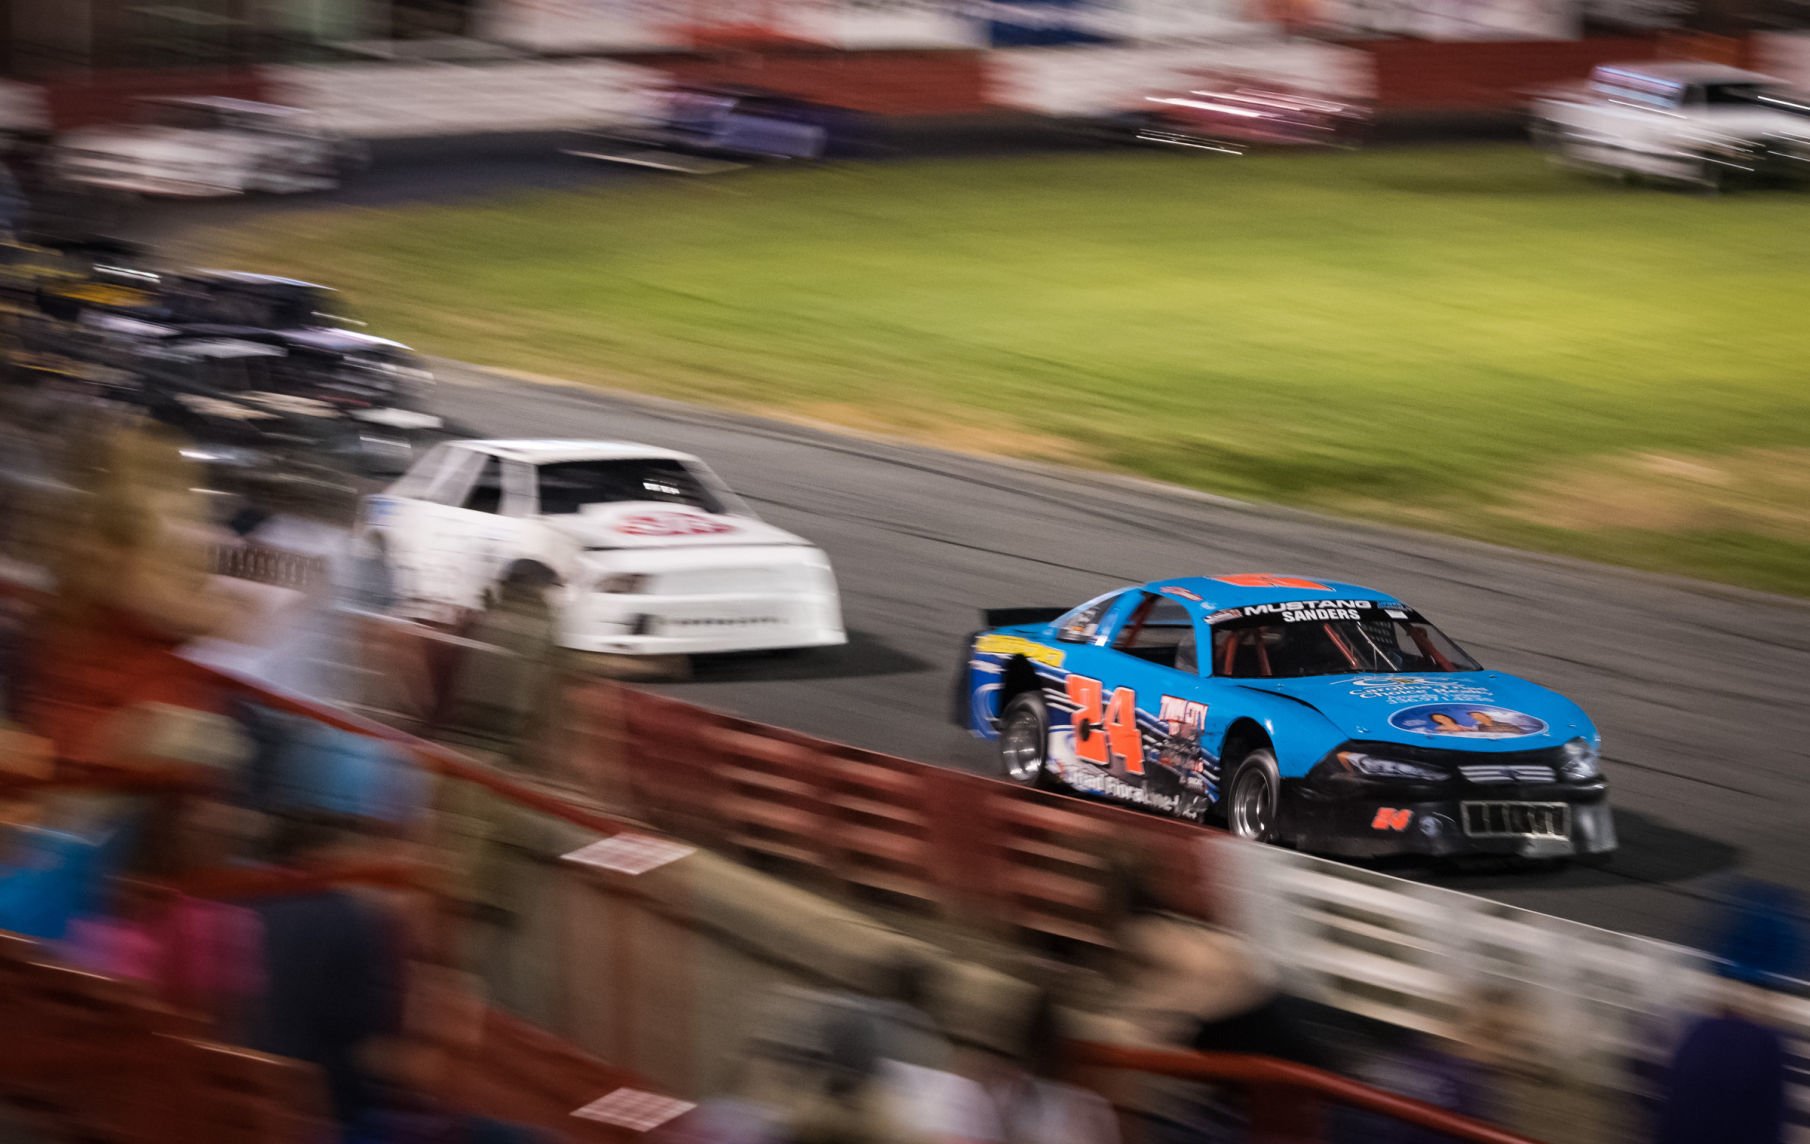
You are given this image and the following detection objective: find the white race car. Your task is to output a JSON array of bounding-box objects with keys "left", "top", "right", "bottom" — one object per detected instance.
[
  {"left": 358, "top": 439, "right": 846, "bottom": 656},
  {"left": 56, "top": 96, "right": 364, "bottom": 199}
]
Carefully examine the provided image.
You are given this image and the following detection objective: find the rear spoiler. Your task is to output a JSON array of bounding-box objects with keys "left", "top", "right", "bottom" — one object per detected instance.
[{"left": 983, "top": 606, "right": 1067, "bottom": 629}]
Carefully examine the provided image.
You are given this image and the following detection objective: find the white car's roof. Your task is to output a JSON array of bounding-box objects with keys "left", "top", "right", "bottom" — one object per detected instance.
[{"left": 452, "top": 439, "right": 704, "bottom": 465}]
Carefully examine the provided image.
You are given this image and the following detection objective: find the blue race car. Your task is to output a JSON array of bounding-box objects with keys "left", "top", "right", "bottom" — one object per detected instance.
[{"left": 956, "top": 574, "right": 1616, "bottom": 862}]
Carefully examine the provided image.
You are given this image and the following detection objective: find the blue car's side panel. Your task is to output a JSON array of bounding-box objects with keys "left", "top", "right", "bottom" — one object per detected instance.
[
  {"left": 1209, "top": 687, "right": 1349, "bottom": 780},
  {"left": 964, "top": 620, "right": 1222, "bottom": 816}
]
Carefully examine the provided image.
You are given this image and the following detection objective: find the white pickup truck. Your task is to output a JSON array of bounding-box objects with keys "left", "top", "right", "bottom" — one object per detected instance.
[{"left": 1529, "top": 61, "right": 1810, "bottom": 190}]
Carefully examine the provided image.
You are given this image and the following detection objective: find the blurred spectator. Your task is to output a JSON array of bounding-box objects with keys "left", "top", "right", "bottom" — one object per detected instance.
[
  {"left": 437, "top": 561, "right": 563, "bottom": 774},
  {"left": 19, "top": 425, "right": 248, "bottom": 764},
  {"left": 0, "top": 160, "right": 22, "bottom": 239},
  {"left": 64, "top": 874, "right": 265, "bottom": 1036},
  {"left": 247, "top": 811, "right": 546, "bottom": 1144},
  {"left": 941, "top": 988, "right": 1117, "bottom": 1144},
  {"left": 868, "top": 954, "right": 953, "bottom": 1072},
  {"left": 670, "top": 963, "right": 981, "bottom": 1144},
  {"left": 0, "top": 703, "right": 250, "bottom": 942},
  {"left": 62, "top": 777, "right": 267, "bottom": 1037},
  {"left": 245, "top": 813, "right": 409, "bottom": 1131},
  {"left": 1098, "top": 859, "right": 1325, "bottom": 1068},
  {"left": 1338, "top": 1026, "right": 1483, "bottom": 1144},
  {"left": 1456, "top": 985, "right": 1625, "bottom": 1144},
  {"left": 1653, "top": 881, "right": 1804, "bottom": 1144}
]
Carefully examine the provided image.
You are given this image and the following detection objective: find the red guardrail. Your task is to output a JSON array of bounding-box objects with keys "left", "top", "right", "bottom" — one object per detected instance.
[
  {"left": 574, "top": 681, "right": 1217, "bottom": 946},
  {"left": 1073, "top": 1043, "right": 1546, "bottom": 1144}
]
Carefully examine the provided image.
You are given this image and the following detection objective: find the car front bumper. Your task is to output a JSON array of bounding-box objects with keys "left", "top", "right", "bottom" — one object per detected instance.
[{"left": 1287, "top": 779, "right": 1616, "bottom": 860}]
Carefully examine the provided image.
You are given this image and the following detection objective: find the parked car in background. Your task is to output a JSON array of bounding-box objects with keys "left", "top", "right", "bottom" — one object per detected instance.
[
  {"left": 565, "top": 85, "right": 872, "bottom": 172},
  {"left": 1530, "top": 61, "right": 1810, "bottom": 190},
  {"left": 957, "top": 574, "right": 1615, "bottom": 863},
  {"left": 85, "top": 271, "right": 441, "bottom": 477},
  {"left": 0, "top": 235, "right": 158, "bottom": 320},
  {"left": 55, "top": 97, "right": 366, "bottom": 198},
  {"left": 1107, "top": 77, "right": 1371, "bottom": 153},
  {"left": 358, "top": 439, "right": 847, "bottom": 655}
]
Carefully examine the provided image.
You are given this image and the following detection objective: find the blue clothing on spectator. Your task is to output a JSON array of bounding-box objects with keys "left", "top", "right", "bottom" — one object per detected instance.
[
  {"left": 1655, "top": 1012, "right": 1787, "bottom": 1144},
  {"left": 232, "top": 702, "right": 426, "bottom": 827},
  {"left": 0, "top": 804, "right": 139, "bottom": 940},
  {"left": 1709, "top": 881, "right": 1804, "bottom": 987}
]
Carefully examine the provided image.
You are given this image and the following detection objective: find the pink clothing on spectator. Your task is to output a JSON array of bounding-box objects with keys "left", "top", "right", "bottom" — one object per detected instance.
[{"left": 67, "top": 894, "right": 265, "bottom": 1013}]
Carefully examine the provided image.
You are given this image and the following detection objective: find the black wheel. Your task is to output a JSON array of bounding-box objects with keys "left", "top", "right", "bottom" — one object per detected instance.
[
  {"left": 1227, "top": 748, "right": 1282, "bottom": 844},
  {"left": 997, "top": 691, "right": 1053, "bottom": 788}
]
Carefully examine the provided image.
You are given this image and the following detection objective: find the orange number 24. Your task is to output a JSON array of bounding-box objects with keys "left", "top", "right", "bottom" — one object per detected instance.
[{"left": 1064, "top": 676, "right": 1145, "bottom": 774}]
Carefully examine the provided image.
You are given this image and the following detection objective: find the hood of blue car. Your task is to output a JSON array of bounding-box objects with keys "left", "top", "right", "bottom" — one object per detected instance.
[{"left": 1233, "top": 671, "right": 1596, "bottom": 752}]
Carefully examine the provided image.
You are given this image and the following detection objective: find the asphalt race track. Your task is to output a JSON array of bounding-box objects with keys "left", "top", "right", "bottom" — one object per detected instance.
[
  {"left": 423, "top": 362, "right": 1810, "bottom": 945},
  {"left": 138, "top": 132, "right": 1810, "bottom": 946}
]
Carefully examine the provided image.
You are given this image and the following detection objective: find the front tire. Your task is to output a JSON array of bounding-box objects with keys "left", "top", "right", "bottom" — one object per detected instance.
[
  {"left": 997, "top": 691, "right": 1053, "bottom": 789},
  {"left": 1227, "top": 748, "right": 1282, "bottom": 844}
]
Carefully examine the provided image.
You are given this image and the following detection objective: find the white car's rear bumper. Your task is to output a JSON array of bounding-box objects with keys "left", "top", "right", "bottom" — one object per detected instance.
[
  {"left": 559, "top": 590, "right": 846, "bottom": 655},
  {"left": 61, "top": 170, "right": 240, "bottom": 198}
]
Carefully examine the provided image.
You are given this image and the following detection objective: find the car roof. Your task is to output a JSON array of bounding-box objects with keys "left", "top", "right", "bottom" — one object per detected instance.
[
  {"left": 187, "top": 270, "right": 333, "bottom": 291},
  {"left": 137, "top": 95, "right": 304, "bottom": 117},
  {"left": 449, "top": 439, "right": 704, "bottom": 465},
  {"left": 1593, "top": 61, "right": 1781, "bottom": 86},
  {"left": 1139, "top": 575, "right": 1406, "bottom": 615}
]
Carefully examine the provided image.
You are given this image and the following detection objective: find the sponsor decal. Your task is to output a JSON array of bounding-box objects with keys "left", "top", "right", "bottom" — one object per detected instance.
[
  {"left": 1160, "top": 585, "right": 1203, "bottom": 602},
  {"left": 1057, "top": 761, "right": 1183, "bottom": 814},
  {"left": 1155, "top": 695, "right": 1215, "bottom": 794},
  {"left": 1347, "top": 677, "right": 1494, "bottom": 704},
  {"left": 1157, "top": 695, "right": 1209, "bottom": 731},
  {"left": 1372, "top": 807, "right": 1414, "bottom": 831},
  {"left": 1066, "top": 675, "right": 1144, "bottom": 772},
  {"left": 1390, "top": 703, "right": 1548, "bottom": 740},
  {"left": 1213, "top": 574, "right": 1330, "bottom": 590},
  {"left": 1225, "top": 599, "right": 1373, "bottom": 622},
  {"left": 618, "top": 512, "right": 737, "bottom": 537},
  {"left": 974, "top": 633, "right": 1066, "bottom": 667}
]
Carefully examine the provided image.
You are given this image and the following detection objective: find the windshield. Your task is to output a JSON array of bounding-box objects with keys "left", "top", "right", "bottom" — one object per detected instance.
[
  {"left": 536, "top": 459, "right": 725, "bottom": 516},
  {"left": 1702, "top": 82, "right": 1798, "bottom": 107},
  {"left": 164, "top": 281, "right": 327, "bottom": 329},
  {"left": 1210, "top": 602, "right": 1481, "bottom": 678}
]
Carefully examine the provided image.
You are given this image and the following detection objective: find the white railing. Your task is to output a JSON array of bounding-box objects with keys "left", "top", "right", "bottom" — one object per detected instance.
[{"left": 1223, "top": 839, "right": 1810, "bottom": 1138}]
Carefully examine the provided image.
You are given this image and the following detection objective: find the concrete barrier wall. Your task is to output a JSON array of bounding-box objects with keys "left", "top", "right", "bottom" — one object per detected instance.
[
  {"left": 986, "top": 41, "right": 1377, "bottom": 115},
  {"left": 263, "top": 60, "right": 666, "bottom": 137},
  {"left": 16, "top": 36, "right": 1746, "bottom": 136}
]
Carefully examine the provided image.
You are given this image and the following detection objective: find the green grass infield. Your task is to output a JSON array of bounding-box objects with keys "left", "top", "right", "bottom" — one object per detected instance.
[{"left": 214, "top": 144, "right": 1810, "bottom": 596}]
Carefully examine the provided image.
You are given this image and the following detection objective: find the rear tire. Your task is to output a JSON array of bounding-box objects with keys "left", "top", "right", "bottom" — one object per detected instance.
[
  {"left": 997, "top": 691, "right": 1053, "bottom": 789},
  {"left": 1227, "top": 748, "right": 1282, "bottom": 844}
]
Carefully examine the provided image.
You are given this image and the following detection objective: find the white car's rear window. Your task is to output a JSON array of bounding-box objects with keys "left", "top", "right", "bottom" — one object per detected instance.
[{"left": 536, "top": 459, "right": 724, "bottom": 515}]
